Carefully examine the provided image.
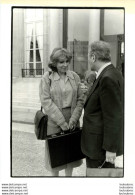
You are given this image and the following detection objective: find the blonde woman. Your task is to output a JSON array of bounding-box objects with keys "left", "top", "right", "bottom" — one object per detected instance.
[{"left": 39, "top": 48, "right": 85, "bottom": 176}]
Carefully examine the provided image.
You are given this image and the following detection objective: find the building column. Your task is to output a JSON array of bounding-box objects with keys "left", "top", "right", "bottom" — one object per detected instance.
[
  {"left": 43, "top": 9, "right": 63, "bottom": 71},
  {"left": 88, "top": 10, "right": 100, "bottom": 70},
  {"left": 43, "top": 9, "right": 49, "bottom": 72},
  {"left": 48, "top": 9, "right": 63, "bottom": 56},
  {"left": 13, "top": 9, "right": 24, "bottom": 77}
]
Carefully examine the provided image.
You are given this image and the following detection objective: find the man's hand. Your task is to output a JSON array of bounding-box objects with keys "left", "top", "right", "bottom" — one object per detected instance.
[
  {"left": 85, "top": 71, "right": 96, "bottom": 84},
  {"left": 106, "top": 151, "right": 116, "bottom": 164},
  {"left": 79, "top": 82, "right": 88, "bottom": 94}
]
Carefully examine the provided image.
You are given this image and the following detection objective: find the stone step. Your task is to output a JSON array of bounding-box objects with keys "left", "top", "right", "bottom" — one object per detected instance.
[
  {"left": 13, "top": 91, "right": 40, "bottom": 97},
  {"left": 13, "top": 101, "right": 41, "bottom": 107},
  {"left": 13, "top": 105, "right": 40, "bottom": 113},
  {"left": 13, "top": 93, "right": 39, "bottom": 95},
  {"left": 12, "top": 78, "right": 41, "bottom": 84},
  {"left": 12, "top": 78, "right": 43, "bottom": 123},
  {"left": 12, "top": 110, "right": 38, "bottom": 124},
  {"left": 12, "top": 98, "right": 40, "bottom": 103},
  {"left": 12, "top": 122, "right": 35, "bottom": 133},
  {"left": 12, "top": 89, "right": 40, "bottom": 94},
  {"left": 12, "top": 91, "right": 40, "bottom": 94},
  {"left": 12, "top": 114, "right": 35, "bottom": 124},
  {"left": 12, "top": 92, "right": 40, "bottom": 97}
]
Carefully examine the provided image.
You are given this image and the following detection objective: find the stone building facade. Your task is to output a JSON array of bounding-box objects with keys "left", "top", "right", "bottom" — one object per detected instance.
[{"left": 12, "top": 8, "right": 124, "bottom": 79}]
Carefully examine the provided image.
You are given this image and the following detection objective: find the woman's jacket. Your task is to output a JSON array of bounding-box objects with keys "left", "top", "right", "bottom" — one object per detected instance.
[{"left": 39, "top": 70, "right": 85, "bottom": 129}]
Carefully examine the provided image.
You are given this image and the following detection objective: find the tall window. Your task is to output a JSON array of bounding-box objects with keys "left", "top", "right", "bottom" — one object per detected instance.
[{"left": 24, "top": 9, "right": 43, "bottom": 77}]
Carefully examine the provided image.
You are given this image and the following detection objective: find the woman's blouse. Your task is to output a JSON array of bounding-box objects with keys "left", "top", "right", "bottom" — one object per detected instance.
[{"left": 59, "top": 75, "right": 73, "bottom": 108}]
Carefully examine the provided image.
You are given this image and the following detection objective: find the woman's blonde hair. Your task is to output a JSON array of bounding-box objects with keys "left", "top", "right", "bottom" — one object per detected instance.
[{"left": 48, "top": 48, "right": 72, "bottom": 72}]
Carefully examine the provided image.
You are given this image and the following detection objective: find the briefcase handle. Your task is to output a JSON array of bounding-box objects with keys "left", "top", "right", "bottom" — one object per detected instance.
[{"left": 47, "top": 127, "right": 82, "bottom": 139}]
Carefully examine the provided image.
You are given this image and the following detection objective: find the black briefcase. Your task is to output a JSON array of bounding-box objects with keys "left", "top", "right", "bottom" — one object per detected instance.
[{"left": 47, "top": 128, "right": 85, "bottom": 168}]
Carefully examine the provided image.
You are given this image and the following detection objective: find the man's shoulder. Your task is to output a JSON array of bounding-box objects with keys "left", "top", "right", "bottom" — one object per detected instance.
[
  {"left": 102, "top": 65, "right": 122, "bottom": 79},
  {"left": 100, "top": 68, "right": 123, "bottom": 87}
]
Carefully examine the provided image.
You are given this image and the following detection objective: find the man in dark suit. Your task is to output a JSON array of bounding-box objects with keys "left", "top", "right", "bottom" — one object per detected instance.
[{"left": 81, "top": 41, "right": 124, "bottom": 174}]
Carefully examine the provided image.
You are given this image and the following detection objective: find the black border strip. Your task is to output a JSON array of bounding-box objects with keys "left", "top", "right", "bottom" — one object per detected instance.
[{"left": 11, "top": 6, "right": 125, "bottom": 178}]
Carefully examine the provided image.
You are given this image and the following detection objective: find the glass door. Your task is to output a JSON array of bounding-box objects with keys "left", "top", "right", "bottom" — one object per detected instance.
[{"left": 24, "top": 9, "right": 43, "bottom": 77}]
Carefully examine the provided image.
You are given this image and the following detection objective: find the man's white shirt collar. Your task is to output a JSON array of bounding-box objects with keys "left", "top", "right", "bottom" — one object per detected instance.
[{"left": 96, "top": 62, "right": 111, "bottom": 79}]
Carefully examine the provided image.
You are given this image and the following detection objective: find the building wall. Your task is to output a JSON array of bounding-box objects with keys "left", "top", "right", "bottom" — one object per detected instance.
[
  {"left": 101, "top": 9, "right": 124, "bottom": 68},
  {"left": 104, "top": 9, "right": 124, "bottom": 35},
  {"left": 43, "top": 9, "right": 63, "bottom": 72},
  {"left": 110, "top": 41, "right": 118, "bottom": 67},
  {"left": 12, "top": 9, "right": 124, "bottom": 78},
  {"left": 12, "top": 9, "right": 24, "bottom": 77},
  {"left": 12, "top": 9, "right": 63, "bottom": 77}
]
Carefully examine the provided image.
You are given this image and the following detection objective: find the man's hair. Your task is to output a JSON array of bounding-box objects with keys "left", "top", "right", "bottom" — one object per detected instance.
[{"left": 90, "top": 41, "right": 111, "bottom": 62}]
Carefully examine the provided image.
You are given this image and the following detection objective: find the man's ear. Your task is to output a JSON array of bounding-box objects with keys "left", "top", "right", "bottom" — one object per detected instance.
[{"left": 92, "top": 54, "right": 96, "bottom": 62}]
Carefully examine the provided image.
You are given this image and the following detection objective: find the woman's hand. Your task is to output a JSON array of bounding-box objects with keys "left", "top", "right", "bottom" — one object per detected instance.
[
  {"left": 69, "top": 121, "right": 76, "bottom": 131},
  {"left": 61, "top": 122, "right": 69, "bottom": 131}
]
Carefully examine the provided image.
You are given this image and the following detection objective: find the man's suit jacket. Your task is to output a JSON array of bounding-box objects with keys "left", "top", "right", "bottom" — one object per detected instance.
[{"left": 81, "top": 64, "right": 124, "bottom": 160}]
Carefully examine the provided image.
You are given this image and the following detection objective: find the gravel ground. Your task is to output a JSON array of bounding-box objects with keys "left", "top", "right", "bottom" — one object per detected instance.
[{"left": 12, "top": 130, "right": 86, "bottom": 177}]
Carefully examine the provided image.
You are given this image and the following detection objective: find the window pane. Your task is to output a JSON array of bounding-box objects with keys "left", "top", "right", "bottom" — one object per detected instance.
[
  {"left": 23, "top": 63, "right": 34, "bottom": 76},
  {"left": 26, "top": 37, "right": 34, "bottom": 50},
  {"left": 35, "top": 9, "right": 43, "bottom": 20},
  {"left": 36, "top": 49, "right": 43, "bottom": 62},
  {"left": 36, "top": 63, "right": 42, "bottom": 69},
  {"left": 35, "top": 36, "right": 43, "bottom": 49},
  {"left": 36, "top": 22, "right": 43, "bottom": 35},
  {"left": 26, "top": 23, "right": 33, "bottom": 36},
  {"left": 25, "top": 63, "right": 34, "bottom": 69},
  {"left": 29, "top": 63, "right": 34, "bottom": 69},
  {"left": 25, "top": 9, "right": 35, "bottom": 20},
  {"left": 25, "top": 9, "right": 43, "bottom": 22},
  {"left": 26, "top": 50, "right": 34, "bottom": 62},
  {"left": 36, "top": 63, "right": 43, "bottom": 75}
]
